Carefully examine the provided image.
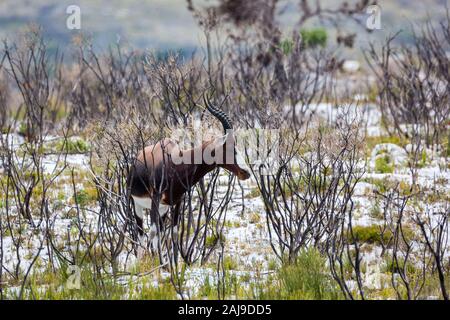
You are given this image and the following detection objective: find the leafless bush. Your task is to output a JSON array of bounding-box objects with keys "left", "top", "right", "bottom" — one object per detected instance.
[
  {"left": 0, "top": 58, "right": 9, "bottom": 132},
  {"left": 2, "top": 28, "right": 64, "bottom": 142},
  {"left": 374, "top": 184, "right": 449, "bottom": 300},
  {"left": 67, "top": 39, "right": 150, "bottom": 130},
  {"left": 225, "top": 36, "right": 335, "bottom": 130},
  {"left": 377, "top": 188, "right": 423, "bottom": 299},
  {"left": 412, "top": 193, "right": 449, "bottom": 300},
  {"left": 145, "top": 53, "right": 207, "bottom": 127},
  {"left": 186, "top": 0, "right": 371, "bottom": 132},
  {"left": 0, "top": 125, "right": 70, "bottom": 297},
  {"left": 253, "top": 111, "right": 364, "bottom": 267},
  {"left": 366, "top": 15, "right": 450, "bottom": 181},
  {"left": 160, "top": 168, "right": 235, "bottom": 298},
  {"left": 0, "top": 119, "right": 69, "bottom": 298},
  {"left": 89, "top": 116, "right": 161, "bottom": 267},
  {"left": 0, "top": 29, "right": 69, "bottom": 225}
]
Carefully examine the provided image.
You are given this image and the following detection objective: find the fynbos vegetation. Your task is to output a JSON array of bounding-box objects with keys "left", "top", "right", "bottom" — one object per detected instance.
[{"left": 0, "top": 1, "right": 448, "bottom": 300}]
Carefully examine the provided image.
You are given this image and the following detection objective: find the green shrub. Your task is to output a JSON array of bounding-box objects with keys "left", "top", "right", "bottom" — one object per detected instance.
[
  {"left": 254, "top": 248, "right": 342, "bottom": 300},
  {"left": 249, "top": 212, "right": 261, "bottom": 224},
  {"left": 281, "top": 28, "right": 327, "bottom": 54},
  {"left": 44, "top": 138, "right": 90, "bottom": 154},
  {"left": 137, "top": 277, "right": 177, "bottom": 300},
  {"left": 300, "top": 28, "right": 327, "bottom": 48},
  {"left": 267, "top": 258, "right": 278, "bottom": 271},
  {"left": 382, "top": 257, "right": 418, "bottom": 275},
  {"left": 197, "top": 275, "right": 215, "bottom": 298},
  {"left": 205, "top": 232, "right": 226, "bottom": 249},
  {"left": 349, "top": 225, "right": 414, "bottom": 245},
  {"left": 280, "top": 39, "right": 294, "bottom": 55},
  {"left": 350, "top": 225, "right": 389, "bottom": 244},
  {"left": 12, "top": 260, "right": 178, "bottom": 300},
  {"left": 73, "top": 187, "right": 97, "bottom": 207},
  {"left": 360, "top": 176, "right": 394, "bottom": 194},
  {"left": 416, "top": 149, "right": 428, "bottom": 168},
  {"left": 447, "top": 135, "right": 450, "bottom": 157},
  {"left": 223, "top": 256, "right": 238, "bottom": 270},
  {"left": 1, "top": 126, "right": 10, "bottom": 134},
  {"left": 375, "top": 155, "right": 394, "bottom": 173},
  {"left": 279, "top": 174, "right": 325, "bottom": 197},
  {"left": 18, "top": 122, "right": 28, "bottom": 136},
  {"left": 57, "top": 138, "right": 89, "bottom": 154},
  {"left": 369, "top": 200, "right": 383, "bottom": 219}
]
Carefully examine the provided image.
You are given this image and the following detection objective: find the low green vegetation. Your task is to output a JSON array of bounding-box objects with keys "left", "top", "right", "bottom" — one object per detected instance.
[
  {"left": 195, "top": 248, "right": 343, "bottom": 300},
  {"left": 205, "top": 232, "right": 226, "bottom": 249},
  {"left": 5, "top": 261, "right": 178, "bottom": 300},
  {"left": 18, "top": 122, "right": 28, "bottom": 137},
  {"left": 360, "top": 176, "right": 412, "bottom": 196},
  {"left": 267, "top": 258, "right": 278, "bottom": 271},
  {"left": 446, "top": 134, "right": 450, "bottom": 157},
  {"left": 369, "top": 200, "right": 383, "bottom": 220},
  {"left": 360, "top": 176, "right": 392, "bottom": 194},
  {"left": 280, "top": 28, "right": 327, "bottom": 55},
  {"left": 416, "top": 149, "right": 428, "bottom": 168},
  {"left": 245, "top": 187, "right": 261, "bottom": 199},
  {"left": 375, "top": 154, "right": 394, "bottom": 174},
  {"left": 45, "top": 138, "right": 90, "bottom": 154},
  {"left": 280, "top": 39, "right": 294, "bottom": 55},
  {"left": 300, "top": 28, "right": 328, "bottom": 48},
  {"left": 248, "top": 212, "right": 261, "bottom": 224},
  {"left": 350, "top": 225, "right": 390, "bottom": 245},
  {"left": 252, "top": 248, "right": 342, "bottom": 300},
  {"left": 382, "top": 256, "right": 418, "bottom": 275},
  {"left": 73, "top": 186, "right": 98, "bottom": 207},
  {"left": 349, "top": 224, "right": 415, "bottom": 245},
  {"left": 223, "top": 256, "right": 239, "bottom": 271}
]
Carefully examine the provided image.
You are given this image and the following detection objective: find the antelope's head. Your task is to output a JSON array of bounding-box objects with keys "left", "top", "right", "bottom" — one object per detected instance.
[{"left": 204, "top": 94, "right": 251, "bottom": 181}]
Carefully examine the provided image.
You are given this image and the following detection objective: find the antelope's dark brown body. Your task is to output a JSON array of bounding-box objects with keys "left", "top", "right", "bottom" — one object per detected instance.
[{"left": 128, "top": 138, "right": 215, "bottom": 205}]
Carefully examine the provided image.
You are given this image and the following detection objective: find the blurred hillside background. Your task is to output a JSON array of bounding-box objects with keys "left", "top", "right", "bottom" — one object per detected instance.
[{"left": 0, "top": 0, "right": 448, "bottom": 57}]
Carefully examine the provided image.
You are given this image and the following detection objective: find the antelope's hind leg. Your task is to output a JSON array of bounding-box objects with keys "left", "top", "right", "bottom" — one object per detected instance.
[{"left": 132, "top": 196, "right": 151, "bottom": 259}]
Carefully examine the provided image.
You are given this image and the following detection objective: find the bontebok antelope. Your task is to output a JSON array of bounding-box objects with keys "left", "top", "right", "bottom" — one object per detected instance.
[{"left": 127, "top": 94, "right": 251, "bottom": 260}]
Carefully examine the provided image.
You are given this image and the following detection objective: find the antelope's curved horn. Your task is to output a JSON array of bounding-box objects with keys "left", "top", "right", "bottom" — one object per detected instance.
[{"left": 203, "top": 93, "right": 233, "bottom": 133}]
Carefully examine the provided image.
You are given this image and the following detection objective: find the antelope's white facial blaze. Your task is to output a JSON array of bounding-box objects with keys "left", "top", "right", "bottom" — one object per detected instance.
[
  {"left": 212, "top": 133, "right": 251, "bottom": 180},
  {"left": 235, "top": 149, "right": 251, "bottom": 179}
]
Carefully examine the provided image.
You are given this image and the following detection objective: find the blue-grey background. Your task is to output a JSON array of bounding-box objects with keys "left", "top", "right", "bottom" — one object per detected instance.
[{"left": 0, "top": 0, "right": 447, "bottom": 55}]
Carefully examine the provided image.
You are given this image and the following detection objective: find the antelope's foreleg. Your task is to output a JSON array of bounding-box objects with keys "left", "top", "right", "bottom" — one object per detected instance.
[
  {"left": 134, "top": 203, "right": 144, "bottom": 237},
  {"left": 150, "top": 195, "right": 164, "bottom": 263},
  {"left": 131, "top": 196, "right": 150, "bottom": 259}
]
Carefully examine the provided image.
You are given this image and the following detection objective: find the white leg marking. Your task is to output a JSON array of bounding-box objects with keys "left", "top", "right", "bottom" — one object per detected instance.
[
  {"left": 139, "top": 234, "right": 146, "bottom": 246},
  {"left": 132, "top": 196, "right": 152, "bottom": 209},
  {"left": 137, "top": 235, "right": 146, "bottom": 259},
  {"left": 150, "top": 224, "right": 158, "bottom": 250},
  {"left": 152, "top": 238, "right": 158, "bottom": 251},
  {"left": 158, "top": 203, "right": 170, "bottom": 217},
  {"left": 133, "top": 196, "right": 168, "bottom": 217},
  {"left": 135, "top": 203, "right": 144, "bottom": 219},
  {"left": 236, "top": 150, "right": 250, "bottom": 171}
]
